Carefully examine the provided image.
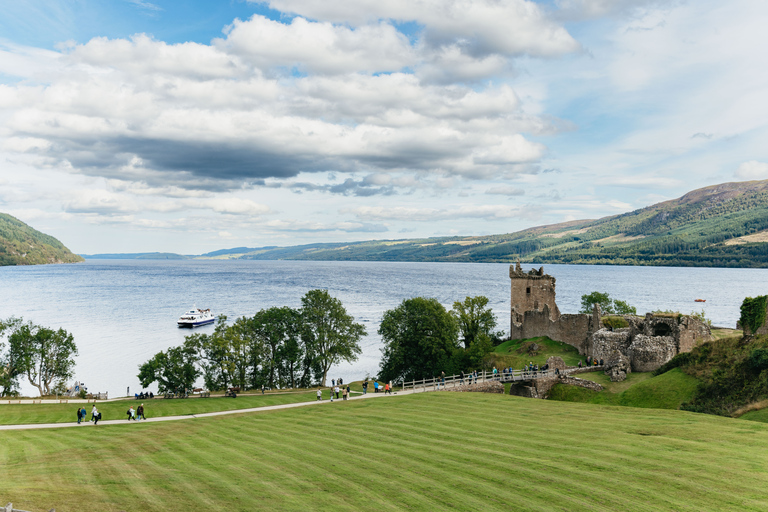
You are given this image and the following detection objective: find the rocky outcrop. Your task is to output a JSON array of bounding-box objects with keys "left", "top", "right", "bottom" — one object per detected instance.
[
  {"left": 604, "top": 351, "right": 631, "bottom": 382},
  {"left": 628, "top": 335, "right": 677, "bottom": 372}
]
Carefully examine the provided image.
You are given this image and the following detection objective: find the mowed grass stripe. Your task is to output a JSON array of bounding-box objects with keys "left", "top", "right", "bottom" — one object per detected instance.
[{"left": 2, "top": 393, "right": 768, "bottom": 511}]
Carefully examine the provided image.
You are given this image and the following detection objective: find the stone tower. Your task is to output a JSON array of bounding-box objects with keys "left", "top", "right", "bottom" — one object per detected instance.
[{"left": 509, "top": 262, "right": 560, "bottom": 325}]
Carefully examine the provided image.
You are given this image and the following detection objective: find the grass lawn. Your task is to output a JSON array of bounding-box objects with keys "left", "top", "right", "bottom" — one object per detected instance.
[
  {"left": 493, "top": 336, "right": 582, "bottom": 368},
  {"left": 1, "top": 392, "right": 768, "bottom": 511},
  {"left": 549, "top": 368, "right": 700, "bottom": 409},
  {"left": 0, "top": 391, "right": 319, "bottom": 425}
]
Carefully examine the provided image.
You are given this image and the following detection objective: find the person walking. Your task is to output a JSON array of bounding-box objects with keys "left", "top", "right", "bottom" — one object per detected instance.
[
  {"left": 342, "top": 387, "right": 347, "bottom": 400},
  {"left": 76, "top": 407, "right": 82, "bottom": 424},
  {"left": 330, "top": 388, "right": 334, "bottom": 402},
  {"left": 374, "top": 381, "right": 379, "bottom": 393},
  {"left": 137, "top": 403, "right": 146, "bottom": 421},
  {"left": 362, "top": 381, "right": 368, "bottom": 394},
  {"left": 317, "top": 389, "right": 322, "bottom": 401},
  {"left": 384, "top": 382, "right": 389, "bottom": 394},
  {"left": 389, "top": 381, "right": 393, "bottom": 394},
  {"left": 91, "top": 404, "right": 98, "bottom": 422},
  {"left": 93, "top": 407, "right": 101, "bottom": 425},
  {"left": 334, "top": 385, "right": 340, "bottom": 399},
  {"left": 127, "top": 406, "right": 136, "bottom": 421},
  {"left": 261, "top": 384, "right": 265, "bottom": 395},
  {"left": 460, "top": 371, "right": 465, "bottom": 385},
  {"left": 346, "top": 385, "right": 351, "bottom": 399}
]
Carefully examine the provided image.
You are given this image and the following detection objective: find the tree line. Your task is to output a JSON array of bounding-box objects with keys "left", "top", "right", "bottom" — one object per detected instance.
[
  {"left": 138, "top": 292, "right": 503, "bottom": 392},
  {"left": 138, "top": 289, "right": 366, "bottom": 393}
]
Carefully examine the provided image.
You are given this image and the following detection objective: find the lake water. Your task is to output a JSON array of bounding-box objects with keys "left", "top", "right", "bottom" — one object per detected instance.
[{"left": 2, "top": 259, "right": 768, "bottom": 397}]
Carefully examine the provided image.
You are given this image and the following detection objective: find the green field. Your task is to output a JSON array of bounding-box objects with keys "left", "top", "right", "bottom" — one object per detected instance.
[
  {"left": 548, "top": 368, "right": 700, "bottom": 409},
  {"left": 492, "top": 336, "right": 582, "bottom": 368},
  {"left": 2, "top": 392, "right": 768, "bottom": 511}
]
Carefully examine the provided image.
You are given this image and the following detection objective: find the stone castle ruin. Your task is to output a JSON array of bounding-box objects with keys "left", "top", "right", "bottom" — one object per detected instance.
[{"left": 509, "top": 263, "right": 712, "bottom": 376}]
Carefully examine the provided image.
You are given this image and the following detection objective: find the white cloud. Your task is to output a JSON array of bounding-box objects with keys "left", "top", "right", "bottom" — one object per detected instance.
[
  {"left": 218, "top": 16, "right": 414, "bottom": 75},
  {"left": 263, "top": 0, "right": 579, "bottom": 57},
  {"left": 735, "top": 161, "right": 768, "bottom": 180}
]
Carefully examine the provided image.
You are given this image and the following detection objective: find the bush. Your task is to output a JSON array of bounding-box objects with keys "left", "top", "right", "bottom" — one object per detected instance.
[
  {"left": 748, "top": 348, "right": 768, "bottom": 372},
  {"left": 602, "top": 316, "right": 629, "bottom": 330},
  {"left": 740, "top": 296, "right": 768, "bottom": 333}
]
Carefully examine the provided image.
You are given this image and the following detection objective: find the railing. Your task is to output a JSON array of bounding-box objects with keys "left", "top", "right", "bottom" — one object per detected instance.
[{"left": 401, "top": 369, "right": 559, "bottom": 393}]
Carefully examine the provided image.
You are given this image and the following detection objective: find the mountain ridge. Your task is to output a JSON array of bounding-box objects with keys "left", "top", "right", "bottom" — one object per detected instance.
[{"left": 81, "top": 179, "right": 768, "bottom": 268}]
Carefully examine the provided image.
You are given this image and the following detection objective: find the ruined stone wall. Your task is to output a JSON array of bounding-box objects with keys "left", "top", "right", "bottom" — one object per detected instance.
[
  {"left": 557, "top": 376, "right": 603, "bottom": 392},
  {"left": 508, "top": 307, "right": 592, "bottom": 354},
  {"left": 677, "top": 316, "right": 712, "bottom": 352},
  {"left": 447, "top": 381, "right": 504, "bottom": 394}
]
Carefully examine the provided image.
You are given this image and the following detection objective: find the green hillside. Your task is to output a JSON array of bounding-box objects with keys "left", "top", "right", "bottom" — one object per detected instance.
[
  {"left": 201, "top": 179, "right": 768, "bottom": 267},
  {"left": 0, "top": 213, "right": 83, "bottom": 266}
]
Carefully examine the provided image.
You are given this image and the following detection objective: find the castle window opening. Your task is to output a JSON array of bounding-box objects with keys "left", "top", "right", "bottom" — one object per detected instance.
[
  {"left": 653, "top": 323, "right": 672, "bottom": 337},
  {"left": 526, "top": 287, "right": 531, "bottom": 294}
]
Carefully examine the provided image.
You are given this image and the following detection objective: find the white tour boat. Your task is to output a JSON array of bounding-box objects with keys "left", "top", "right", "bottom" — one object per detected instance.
[{"left": 177, "top": 307, "right": 215, "bottom": 328}]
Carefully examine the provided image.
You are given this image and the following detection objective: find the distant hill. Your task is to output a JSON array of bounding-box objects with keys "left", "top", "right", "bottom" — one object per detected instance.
[
  {"left": 82, "top": 252, "right": 189, "bottom": 260},
  {"left": 0, "top": 213, "right": 84, "bottom": 266},
  {"left": 199, "top": 179, "right": 768, "bottom": 268}
]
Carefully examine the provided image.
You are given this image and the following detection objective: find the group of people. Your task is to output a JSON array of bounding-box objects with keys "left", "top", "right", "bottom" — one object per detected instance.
[
  {"left": 316, "top": 384, "right": 352, "bottom": 401},
  {"left": 134, "top": 391, "right": 154, "bottom": 399},
  {"left": 76, "top": 402, "right": 149, "bottom": 424},
  {"left": 315, "top": 379, "right": 393, "bottom": 401},
  {"left": 126, "top": 404, "right": 147, "bottom": 421},
  {"left": 577, "top": 357, "right": 604, "bottom": 368},
  {"left": 76, "top": 405, "right": 102, "bottom": 425}
]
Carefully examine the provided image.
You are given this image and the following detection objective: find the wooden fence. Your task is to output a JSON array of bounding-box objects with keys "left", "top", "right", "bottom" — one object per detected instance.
[{"left": 401, "top": 368, "right": 558, "bottom": 392}]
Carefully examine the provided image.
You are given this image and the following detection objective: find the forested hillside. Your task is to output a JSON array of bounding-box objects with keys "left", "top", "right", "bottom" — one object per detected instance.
[
  {"left": 0, "top": 213, "right": 83, "bottom": 266},
  {"left": 205, "top": 180, "right": 768, "bottom": 267}
]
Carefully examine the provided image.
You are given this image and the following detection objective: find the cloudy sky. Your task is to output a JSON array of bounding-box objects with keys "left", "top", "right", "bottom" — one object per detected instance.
[{"left": 1, "top": 0, "right": 767, "bottom": 254}]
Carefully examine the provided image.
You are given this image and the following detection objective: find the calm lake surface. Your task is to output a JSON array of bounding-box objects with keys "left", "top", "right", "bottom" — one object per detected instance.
[{"left": 2, "top": 259, "right": 767, "bottom": 396}]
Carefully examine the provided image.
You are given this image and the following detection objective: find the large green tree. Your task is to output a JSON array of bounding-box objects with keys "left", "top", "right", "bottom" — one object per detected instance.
[
  {"left": 579, "top": 292, "right": 637, "bottom": 315},
  {"left": 451, "top": 295, "right": 498, "bottom": 349},
  {"left": 300, "top": 289, "right": 366, "bottom": 386},
  {"left": 378, "top": 297, "right": 460, "bottom": 383},
  {"left": 6, "top": 320, "right": 78, "bottom": 396},
  {"left": 247, "top": 306, "right": 302, "bottom": 389},
  {"left": 137, "top": 345, "right": 199, "bottom": 393}
]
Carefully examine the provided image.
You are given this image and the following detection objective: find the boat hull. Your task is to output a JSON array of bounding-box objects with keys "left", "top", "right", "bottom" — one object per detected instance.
[{"left": 178, "top": 318, "right": 215, "bottom": 328}]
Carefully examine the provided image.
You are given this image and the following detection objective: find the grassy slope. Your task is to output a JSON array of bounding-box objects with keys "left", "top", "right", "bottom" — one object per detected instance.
[
  {"left": 549, "top": 368, "right": 699, "bottom": 409},
  {"left": 492, "top": 336, "right": 582, "bottom": 368},
  {"left": 0, "top": 391, "right": 318, "bottom": 425},
  {"left": 2, "top": 393, "right": 768, "bottom": 511}
]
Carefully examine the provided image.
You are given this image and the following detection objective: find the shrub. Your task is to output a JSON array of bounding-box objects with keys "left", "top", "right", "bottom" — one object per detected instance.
[
  {"left": 740, "top": 296, "right": 768, "bottom": 333},
  {"left": 748, "top": 347, "right": 768, "bottom": 372},
  {"left": 602, "top": 316, "right": 629, "bottom": 330}
]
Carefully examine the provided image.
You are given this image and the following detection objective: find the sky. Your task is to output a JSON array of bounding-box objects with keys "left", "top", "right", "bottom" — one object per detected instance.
[{"left": 1, "top": 0, "right": 768, "bottom": 254}]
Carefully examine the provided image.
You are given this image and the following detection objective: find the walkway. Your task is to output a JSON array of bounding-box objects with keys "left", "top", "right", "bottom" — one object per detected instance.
[{"left": 0, "top": 388, "right": 415, "bottom": 431}]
